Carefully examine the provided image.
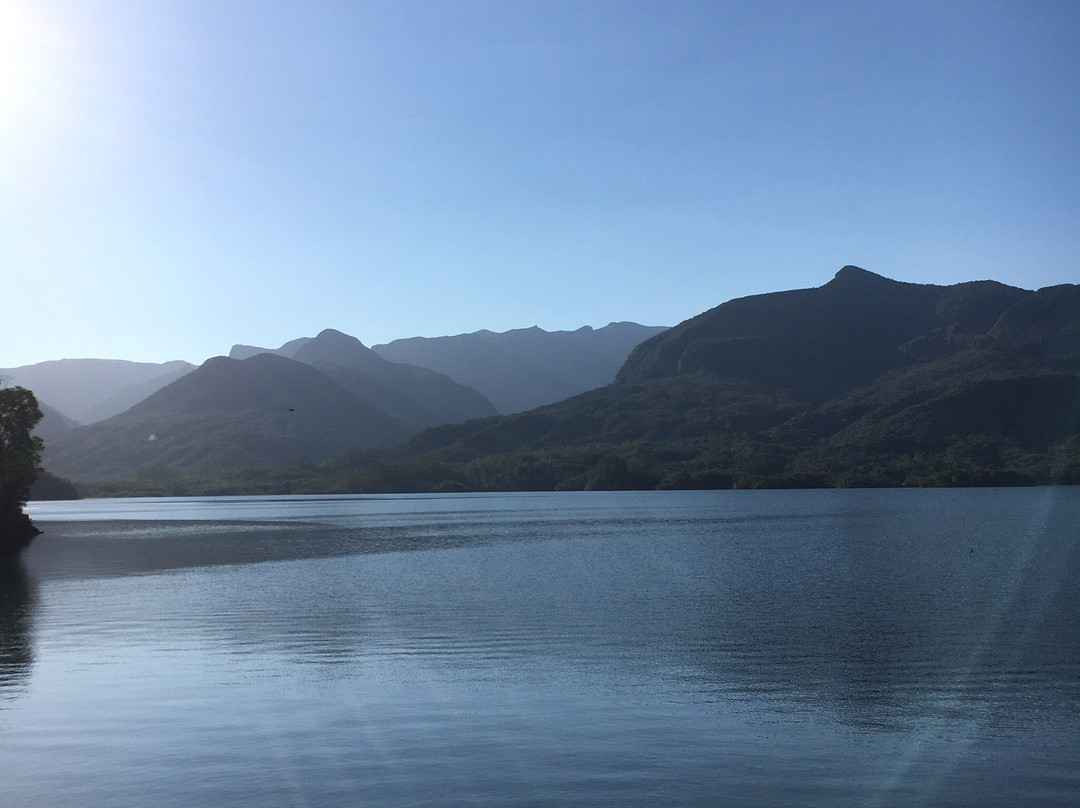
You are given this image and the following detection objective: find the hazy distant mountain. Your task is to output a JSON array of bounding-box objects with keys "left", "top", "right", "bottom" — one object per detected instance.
[
  {"left": 0, "top": 359, "right": 195, "bottom": 424},
  {"left": 339, "top": 267, "right": 1080, "bottom": 490},
  {"left": 230, "top": 329, "right": 497, "bottom": 427},
  {"left": 34, "top": 402, "right": 81, "bottom": 440},
  {"left": 371, "top": 322, "right": 668, "bottom": 413},
  {"left": 36, "top": 269, "right": 1080, "bottom": 490},
  {"left": 229, "top": 336, "right": 312, "bottom": 361},
  {"left": 43, "top": 353, "right": 412, "bottom": 480}
]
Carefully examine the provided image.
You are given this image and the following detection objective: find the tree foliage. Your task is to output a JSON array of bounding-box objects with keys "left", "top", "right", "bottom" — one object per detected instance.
[
  {"left": 0, "top": 386, "right": 44, "bottom": 553},
  {"left": 49, "top": 270, "right": 1080, "bottom": 497}
]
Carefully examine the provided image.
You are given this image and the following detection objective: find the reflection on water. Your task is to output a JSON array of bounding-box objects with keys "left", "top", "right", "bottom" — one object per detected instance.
[
  {"left": 6, "top": 488, "right": 1080, "bottom": 807},
  {"left": 0, "top": 556, "right": 35, "bottom": 696}
]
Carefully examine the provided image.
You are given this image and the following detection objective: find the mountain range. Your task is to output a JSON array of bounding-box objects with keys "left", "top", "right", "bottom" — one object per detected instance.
[
  {"left": 0, "top": 359, "right": 195, "bottom": 425},
  {"left": 40, "top": 329, "right": 495, "bottom": 479},
  {"left": 25, "top": 266, "right": 1080, "bottom": 491},
  {"left": 38, "top": 324, "right": 663, "bottom": 481},
  {"left": 237, "top": 328, "right": 499, "bottom": 429},
  {"left": 42, "top": 352, "right": 415, "bottom": 480},
  {"left": 8, "top": 322, "right": 662, "bottom": 434},
  {"left": 232, "top": 321, "right": 667, "bottom": 414},
  {"left": 331, "top": 267, "right": 1080, "bottom": 491},
  {"left": 371, "top": 322, "right": 667, "bottom": 413}
]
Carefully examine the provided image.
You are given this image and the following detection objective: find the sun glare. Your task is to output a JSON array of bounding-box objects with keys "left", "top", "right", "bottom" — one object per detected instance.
[{"left": 0, "top": 1, "right": 70, "bottom": 136}]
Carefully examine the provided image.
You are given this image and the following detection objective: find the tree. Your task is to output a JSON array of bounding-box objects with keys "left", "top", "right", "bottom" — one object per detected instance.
[{"left": 0, "top": 386, "right": 44, "bottom": 554}]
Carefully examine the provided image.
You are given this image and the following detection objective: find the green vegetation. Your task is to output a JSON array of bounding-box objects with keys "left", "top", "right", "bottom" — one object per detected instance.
[
  {"left": 29, "top": 471, "right": 80, "bottom": 501},
  {"left": 45, "top": 268, "right": 1080, "bottom": 496},
  {"left": 0, "top": 386, "right": 44, "bottom": 553}
]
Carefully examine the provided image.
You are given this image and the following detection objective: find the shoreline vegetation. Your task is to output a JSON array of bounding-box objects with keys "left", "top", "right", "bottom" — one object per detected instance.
[
  {"left": 70, "top": 441, "right": 1080, "bottom": 499},
  {"left": 31, "top": 268, "right": 1080, "bottom": 500},
  {"left": 0, "top": 387, "right": 44, "bottom": 554}
]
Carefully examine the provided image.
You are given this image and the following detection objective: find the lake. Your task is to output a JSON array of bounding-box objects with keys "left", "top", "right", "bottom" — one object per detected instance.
[{"left": 2, "top": 488, "right": 1078, "bottom": 806}]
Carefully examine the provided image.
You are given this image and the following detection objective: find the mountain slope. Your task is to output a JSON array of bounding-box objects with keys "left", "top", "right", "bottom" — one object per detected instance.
[
  {"left": 43, "top": 353, "right": 411, "bottom": 479},
  {"left": 292, "top": 329, "right": 497, "bottom": 426},
  {"left": 229, "top": 336, "right": 312, "bottom": 361},
  {"left": 0, "top": 359, "right": 195, "bottom": 423},
  {"left": 617, "top": 267, "right": 1032, "bottom": 397},
  {"left": 77, "top": 364, "right": 196, "bottom": 424},
  {"left": 230, "top": 329, "right": 497, "bottom": 427},
  {"left": 372, "top": 322, "right": 668, "bottom": 413},
  {"left": 332, "top": 268, "right": 1079, "bottom": 490},
  {"left": 34, "top": 402, "right": 81, "bottom": 440}
]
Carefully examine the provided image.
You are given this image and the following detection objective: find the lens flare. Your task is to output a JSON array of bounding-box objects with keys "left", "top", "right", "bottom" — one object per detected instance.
[{"left": 1, "top": 3, "right": 52, "bottom": 123}]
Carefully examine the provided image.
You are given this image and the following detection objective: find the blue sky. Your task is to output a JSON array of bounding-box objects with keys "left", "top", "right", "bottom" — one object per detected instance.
[{"left": 2, "top": 0, "right": 1077, "bottom": 367}]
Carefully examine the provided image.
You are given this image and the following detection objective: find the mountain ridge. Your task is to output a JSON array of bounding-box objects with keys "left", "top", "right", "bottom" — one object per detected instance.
[
  {"left": 42, "top": 353, "right": 413, "bottom": 479},
  {"left": 372, "top": 321, "right": 668, "bottom": 413},
  {"left": 229, "top": 328, "right": 498, "bottom": 427},
  {"left": 616, "top": 266, "right": 1033, "bottom": 397},
  {"left": 328, "top": 267, "right": 1079, "bottom": 491},
  {"left": 29, "top": 268, "right": 1080, "bottom": 491},
  {"left": 0, "top": 358, "right": 195, "bottom": 424}
]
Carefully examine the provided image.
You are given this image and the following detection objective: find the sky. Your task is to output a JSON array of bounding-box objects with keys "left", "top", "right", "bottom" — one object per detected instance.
[{"left": 1, "top": 0, "right": 1077, "bottom": 368}]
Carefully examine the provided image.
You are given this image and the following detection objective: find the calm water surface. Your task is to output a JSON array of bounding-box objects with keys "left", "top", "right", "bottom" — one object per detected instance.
[{"left": 2, "top": 488, "right": 1078, "bottom": 806}]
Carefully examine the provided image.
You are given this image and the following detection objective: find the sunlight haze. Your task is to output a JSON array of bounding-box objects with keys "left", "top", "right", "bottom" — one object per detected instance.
[{"left": 2, "top": 0, "right": 1077, "bottom": 367}]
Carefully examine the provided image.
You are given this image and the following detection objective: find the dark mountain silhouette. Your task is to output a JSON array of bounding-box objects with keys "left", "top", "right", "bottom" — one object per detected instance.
[
  {"left": 371, "top": 322, "right": 668, "bottom": 413},
  {"left": 333, "top": 268, "right": 1079, "bottom": 491},
  {"left": 616, "top": 267, "right": 1032, "bottom": 396},
  {"left": 0, "top": 359, "right": 195, "bottom": 424},
  {"left": 230, "top": 329, "right": 497, "bottom": 427},
  {"left": 30, "top": 268, "right": 1080, "bottom": 491},
  {"left": 43, "top": 353, "right": 411, "bottom": 480}
]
